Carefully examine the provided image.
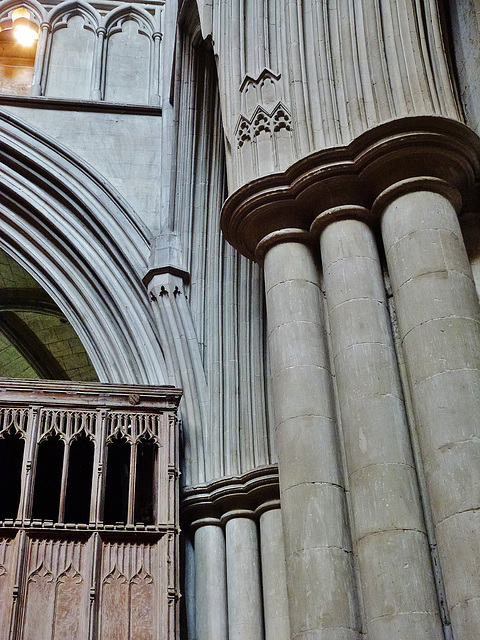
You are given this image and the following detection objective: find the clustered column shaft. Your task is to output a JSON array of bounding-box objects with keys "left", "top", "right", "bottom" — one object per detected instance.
[
  {"left": 261, "top": 234, "right": 360, "bottom": 640},
  {"left": 317, "top": 212, "right": 443, "bottom": 638},
  {"left": 192, "top": 504, "right": 288, "bottom": 640},
  {"left": 220, "top": 115, "right": 480, "bottom": 640},
  {"left": 252, "top": 185, "right": 480, "bottom": 639},
  {"left": 379, "top": 182, "right": 480, "bottom": 640},
  {"left": 259, "top": 508, "right": 290, "bottom": 640},
  {"left": 225, "top": 516, "right": 264, "bottom": 640},
  {"left": 194, "top": 524, "right": 228, "bottom": 640}
]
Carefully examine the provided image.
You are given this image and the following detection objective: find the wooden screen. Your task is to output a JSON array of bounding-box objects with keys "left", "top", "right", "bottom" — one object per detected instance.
[{"left": 0, "top": 380, "right": 181, "bottom": 640}]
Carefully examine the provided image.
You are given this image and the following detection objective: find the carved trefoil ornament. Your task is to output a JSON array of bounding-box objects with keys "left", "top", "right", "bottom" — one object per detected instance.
[{"left": 235, "top": 101, "right": 293, "bottom": 148}]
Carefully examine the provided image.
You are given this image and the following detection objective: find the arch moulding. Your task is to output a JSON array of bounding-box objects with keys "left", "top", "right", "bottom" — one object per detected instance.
[{"left": 0, "top": 109, "right": 167, "bottom": 385}]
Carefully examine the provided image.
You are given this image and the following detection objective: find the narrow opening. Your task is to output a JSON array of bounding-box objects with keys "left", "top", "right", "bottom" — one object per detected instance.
[
  {"left": 32, "top": 434, "right": 64, "bottom": 521},
  {"left": 134, "top": 437, "right": 156, "bottom": 525},
  {"left": 0, "top": 27, "right": 37, "bottom": 96},
  {"left": 64, "top": 433, "right": 94, "bottom": 524},
  {"left": 104, "top": 435, "right": 130, "bottom": 525},
  {"left": 0, "top": 429, "right": 24, "bottom": 520}
]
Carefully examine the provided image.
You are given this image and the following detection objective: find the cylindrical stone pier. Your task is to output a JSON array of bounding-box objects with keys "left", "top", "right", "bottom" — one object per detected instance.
[
  {"left": 225, "top": 516, "right": 264, "bottom": 640},
  {"left": 317, "top": 211, "right": 443, "bottom": 638},
  {"left": 259, "top": 507, "right": 289, "bottom": 640},
  {"left": 378, "top": 179, "right": 480, "bottom": 640},
  {"left": 195, "top": 523, "right": 228, "bottom": 640},
  {"left": 260, "top": 231, "right": 359, "bottom": 640}
]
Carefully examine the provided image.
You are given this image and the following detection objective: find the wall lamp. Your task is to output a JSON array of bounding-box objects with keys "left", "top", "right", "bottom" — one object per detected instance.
[{"left": 0, "top": 7, "right": 39, "bottom": 47}]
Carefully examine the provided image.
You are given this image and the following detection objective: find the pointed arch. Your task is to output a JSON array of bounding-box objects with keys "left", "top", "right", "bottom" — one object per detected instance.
[
  {"left": 103, "top": 4, "right": 155, "bottom": 36},
  {"left": 48, "top": 0, "right": 100, "bottom": 30},
  {"left": 0, "top": 109, "right": 167, "bottom": 384},
  {"left": 0, "top": 0, "right": 45, "bottom": 23}
]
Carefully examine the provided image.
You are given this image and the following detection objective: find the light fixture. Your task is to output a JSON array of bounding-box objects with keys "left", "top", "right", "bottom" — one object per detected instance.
[{"left": 11, "top": 7, "right": 39, "bottom": 47}]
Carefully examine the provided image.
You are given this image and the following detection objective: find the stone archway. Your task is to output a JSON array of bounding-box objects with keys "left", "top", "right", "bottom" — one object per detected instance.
[{"left": 0, "top": 109, "right": 167, "bottom": 384}]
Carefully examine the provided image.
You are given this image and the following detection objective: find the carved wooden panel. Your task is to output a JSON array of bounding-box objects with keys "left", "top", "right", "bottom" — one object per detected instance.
[
  {"left": 0, "top": 535, "right": 17, "bottom": 636},
  {"left": 106, "top": 411, "right": 165, "bottom": 445},
  {"left": 99, "top": 540, "right": 164, "bottom": 640},
  {"left": 22, "top": 536, "right": 92, "bottom": 640}
]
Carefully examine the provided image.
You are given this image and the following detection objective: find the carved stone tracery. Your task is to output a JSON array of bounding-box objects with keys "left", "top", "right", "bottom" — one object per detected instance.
[{"left": 235, "top": 101, "right": 293, "bottom": 148}]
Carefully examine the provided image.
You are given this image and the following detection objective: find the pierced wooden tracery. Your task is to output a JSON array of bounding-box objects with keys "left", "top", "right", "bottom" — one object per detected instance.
[
  {"left": 0, "top": 406, "right": 28, "bottom": 438},
  {"left": 38, "top": 408, "right": 97, "bottom": 444},
  {"left": 106, "top": 411, "right": 165, "bottom": 444}
]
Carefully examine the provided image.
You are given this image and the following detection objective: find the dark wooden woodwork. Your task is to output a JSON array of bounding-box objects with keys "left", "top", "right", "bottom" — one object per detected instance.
[{"left": 0, "top": 379, "right": 181, "bottom": 640}]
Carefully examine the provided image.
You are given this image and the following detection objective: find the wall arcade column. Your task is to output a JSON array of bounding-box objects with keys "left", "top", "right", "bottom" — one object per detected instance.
[
  {"left": 258, "top": 230, "right": 360, "bottom": 640},
  {"left": 31, "top": 22, "right": 50, "bottom": 96},
  {"left": 90, "top": 27, "right": 106, "bottom": 101},
  {"left": 377, "top": 178, "right": 480, "bottom": 640},
  {"left": 314, "top": 208, "right": 443, "bottom": 638}
]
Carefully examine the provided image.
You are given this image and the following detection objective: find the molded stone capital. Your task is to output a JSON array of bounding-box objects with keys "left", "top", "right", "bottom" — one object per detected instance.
[
  {"left": 310, "top": 205, "right": 375, "bottom": 239},
  {"left": 255, "top": 228, "right": 313, "bottom": 263},
  {"left": 189, "top": 517, "right": 222, "bottom": 531},
  {"left": 372, "top": 177, "right": 462, "bottom": 217},
  {"left": 181, "top": 465, "right": 280, "bottom": 529},
  {"left": 221, "top": 116, "right": 480, "bottom": 261}
]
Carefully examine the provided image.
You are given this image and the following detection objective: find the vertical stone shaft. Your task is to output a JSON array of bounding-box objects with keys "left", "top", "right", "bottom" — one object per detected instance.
[
  {"left": 31, "top": 23, "right": 49, "bottom": 96},
  {"left": 195, "top": 524, "right": 228, "bottom": 640},
  {"left": 90, "top": 28, "right": 106, "bottom": 101},
  {"left": 225, "top": 516, "right": 264, "bottom": 640},
  {"left": 319, "top": 215, "right": 443, "bottom": 639},
  {"left": 262, "top": 236, "right": 359, "bottom": 640},
  {"left": 380, "top": 185, "right": 480, "bottom": 640},
  {"left": 259, "top": 507, "right": 290, "bottom": 640}
]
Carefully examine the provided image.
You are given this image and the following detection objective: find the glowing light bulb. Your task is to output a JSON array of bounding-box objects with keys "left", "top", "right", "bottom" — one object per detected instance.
[
  {"left": 14, "top": 24, "right": 37, "bottom": 46},
  {"left": 11, "top": 7, "right": 30, "bottom": 21},
  {"left": 11, "top": 8, "right": 38, "bottom": 46}
]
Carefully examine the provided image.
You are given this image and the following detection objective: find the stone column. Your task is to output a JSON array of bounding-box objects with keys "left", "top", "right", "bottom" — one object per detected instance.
[
  {"left": 31, "top": 23, "right": 50, "bottom": 96},
  {"left": 90, "top": 27, "right": 106, "bottom": 101},
  {"left": 315, "top": 209, "right": 443, "bottom": 638},
  {"left": 194, "top": 523, "right": 228, "bottom": 640},
  {"left": 225, "top": 515, "right": 264, "bottom": 640},
  {"left": 259, "top": 230, "right": 359, "bottom": 640},
  {"left": 149, "top": 31, "right": 162, "bottom": 106},
  {"left": 259, "top": 506, "right": 289, "bottom": 640},
  {"left": 378, "top": 178, "right": 480, "bottom": 640}
]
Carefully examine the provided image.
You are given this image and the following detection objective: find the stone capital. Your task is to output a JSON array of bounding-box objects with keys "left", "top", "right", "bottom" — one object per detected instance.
[
  {"left": 181, "top": 465, "right": 280, "bottom": 530},
  {"left": 221, "top": 116, "right": 480, "bottom": 261},
  {"left": 371, "top": 177, "right": 462, "bottom": 217},
  {"left": 310, "top": 205, "right": 375, "bottom": 240},
  {"left": 254, "top": 228, "right": 313, "bottom": 263}
]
